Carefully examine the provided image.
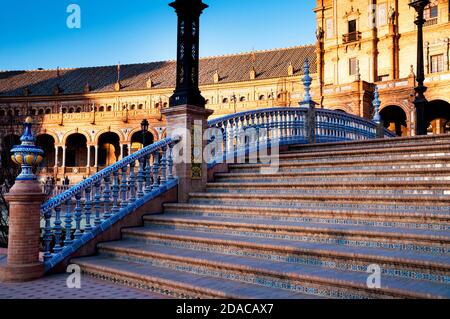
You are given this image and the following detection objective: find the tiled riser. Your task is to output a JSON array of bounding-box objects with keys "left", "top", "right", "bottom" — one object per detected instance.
[
  {"left": 215, "top": 176, "right": 450, "bottom": 183},
  {"left": 143, "top": 223, "right": 449, "bottom": 256},
  {"left": 120, "top": 236, "right": 450, "bottom": 285},
  {"left": 163, "top": 210, "right": 449, "bottom": 231},
  {"left": 229, "top": 164, "right": 450, "bottom": 174},
  {"left": 276, "top": 153, "right": 450, "bottom": 164},
  {"left": 80, "top": 268, "right": 203, "bottom": 299},
  {"left": 97, "top": 251, "right": 391, "bottom": 299},
  {"left": 188, "top": 198, "right": 450, "bottom": 214},
  {"left": 206, "top": 188, "right": 450, "bottom": 196}
]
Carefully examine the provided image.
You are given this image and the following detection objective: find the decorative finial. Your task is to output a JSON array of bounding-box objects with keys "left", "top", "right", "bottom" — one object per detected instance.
[
  {"left": 372, "top": 85, "right": 381, "bottom": 124},
  {"left": 213, "top": 70, "right": 220, "bottom": 83},
  {"left": 288, "top": 62, "right": 294, "bottom": 76},
  {"left": 115, "top": 63, "right": 122, "bottom": 91},
  {"left": 355, "top": 60, "right": 361, "bottom": 81},
  {"left": 10, "top": 117, "right": 44, "bottom": 181},
  {"left": 409, "top": 65, "right": 415, "bottom": 77},
  {"left": 249, "top": 66, "right": 256, "bottom": 80},
  {"left": 146, "top": 78, "right": 153, "bottom": 89},
  {"left": 301, "top": 59, "right": 312, "bottom": 105}
]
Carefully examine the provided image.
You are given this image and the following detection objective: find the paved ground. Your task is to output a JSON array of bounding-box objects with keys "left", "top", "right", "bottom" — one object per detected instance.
[{"left": 0, "top": 253, "right": 166, "bottom": 299}]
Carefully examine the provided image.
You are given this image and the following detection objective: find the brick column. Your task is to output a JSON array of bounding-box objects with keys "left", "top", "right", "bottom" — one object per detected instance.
[
  {"left": 162, "top": 105, "right": 213, "bottom": 202},
  {"left": 0, "top": 181, "right": 46, "bottom": 282},
  {"left": 0, "top": 117, "right": 46, "bottom": 282}
]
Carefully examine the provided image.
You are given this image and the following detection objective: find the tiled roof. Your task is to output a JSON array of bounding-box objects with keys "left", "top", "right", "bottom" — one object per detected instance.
[{"left": 0, "top": 45, "right": 316, "bottom": 97}]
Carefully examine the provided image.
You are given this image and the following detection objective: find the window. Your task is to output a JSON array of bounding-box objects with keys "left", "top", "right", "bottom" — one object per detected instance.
[
  {"left": 68, "top": 108, "right": 74, "bottom": 113},
  {"left": 106, "top": 106, "right": 112, "bottom": 112},
  {"left": 76, "top": 107, "right": 82, "bottom": 113},
  {"left": 138, "top": 104, "right": 143, "bottom": 110},
  {"left": 348, "top": 19, "right": 357, "bottom": 33},
  {"left": 239, "top": 96, "right": 246, "bottom": 102},
  {"left": 45, "top": 108, "right": 51, "bottom": 114},
  {"left": 130, "top": 105, "right": 136, "bottom": 111},
  {"left": 99, "top": 106, "right": 105, "bottom": 112},
  {"left": 378, "top": 75, "right": 390, "bottom": 82},
  {"left": 349, "top": 58, "right": 358, "bottom": 76},
  {"left": 430, "top": 54, "right": 444, "bottom": 73},
  {"left": 259, "top": 95, "right": 266, "bottom": 101},
  {"left": 222, "top": 98, "right": 229, "bottom": 104},
  {"left": 38, "top": 109, "right": 44, "bottom": 115},
  {"left": 424, "top": 2, "right": 438, "bottom": 20},
  {"left": 326, "top": 18, "right": 333, "bottom": 38}
]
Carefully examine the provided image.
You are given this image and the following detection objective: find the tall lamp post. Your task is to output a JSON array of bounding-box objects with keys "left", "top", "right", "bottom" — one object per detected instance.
[
  {"left": 141, "top": 119, "right": 149, "bottom": 148},
  {"left": 409, "top": 0, "right": 430, "bottom": 135}
]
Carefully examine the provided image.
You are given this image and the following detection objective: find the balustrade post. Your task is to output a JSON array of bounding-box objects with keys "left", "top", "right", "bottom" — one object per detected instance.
[
  {"left": 0, "top": 117, "right": 47, "bottom": 282},
  {"left": 161, "top": 105, "right": 213, "bottom": 202}
]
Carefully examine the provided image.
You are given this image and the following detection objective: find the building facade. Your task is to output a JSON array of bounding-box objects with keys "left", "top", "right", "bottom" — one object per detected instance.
[
  {"left": 315, "top": 0, "right": 450, "bottom": 136},
  {"left": 1, "top": 0, "right": 449, "bottom": 183}
]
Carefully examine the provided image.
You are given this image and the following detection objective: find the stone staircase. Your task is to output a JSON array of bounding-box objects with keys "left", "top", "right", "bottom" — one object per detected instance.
[{"left": 72, "top": 135, "right": 450, "bottom": 299}]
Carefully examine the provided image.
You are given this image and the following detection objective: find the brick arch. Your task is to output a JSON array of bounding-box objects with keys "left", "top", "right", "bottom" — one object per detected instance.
[
  {"left": 127, "top": 127, "right": 159, "bottom": 143},
  {"left": 61, "top": 129, "right": 92, "bottom": 145},
  {"left": 327, "top": 105, "right": 353, "bottom": 114},
  {"left": 379, "top": 102, "right": 411, "bottom": 123},
  {"left": 93, "top": 128, "right": 125, "bottom": 144},
  {"left": 36, "top": 131, "right": 59, "bottom": 144},
  {"left": 426, "top": 96, "right": 450, "bottom": 105}
]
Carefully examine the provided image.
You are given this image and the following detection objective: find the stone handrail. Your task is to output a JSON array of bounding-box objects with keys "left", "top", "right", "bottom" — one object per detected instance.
[{"left": 40, "top": 136, "right": 180, "bottom": 270}]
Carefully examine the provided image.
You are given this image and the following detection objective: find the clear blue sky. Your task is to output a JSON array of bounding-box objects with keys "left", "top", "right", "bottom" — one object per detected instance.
[{"left": 0, "top": 0, "right": 316, "bottom": 71}]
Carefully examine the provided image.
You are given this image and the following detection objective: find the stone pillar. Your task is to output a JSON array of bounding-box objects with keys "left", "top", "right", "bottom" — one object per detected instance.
[
  {"left": 86, "top": 145, "right": 91, "bottom": 167},
  {"left": 0, "top": 182, "right": 46, "bottom": 282},
  {"left": 54, "top": 146, "right": 59, "bottom": 168},
  {"left": 120, "top": 144, "right": 124, "bottom": 160},
  {"left": 94, "top": 145, "right": 99, "bottom": 168},
  {"left": 0, "top": 117, "right": 46, "bottom": 282},
  {"left": 128, "top": 143, "right": 132, "bottom": 155},
  {"left": 61, "top": 146, "right": 67, "bottom": 167},
  {"left": 161, "top": 105, "right": 213, "bottom": 202}
]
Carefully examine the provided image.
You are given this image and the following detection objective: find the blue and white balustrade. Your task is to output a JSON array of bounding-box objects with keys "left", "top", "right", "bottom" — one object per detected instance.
[{"left": 40, "top": 136, "right": 181, "bottom": 270}]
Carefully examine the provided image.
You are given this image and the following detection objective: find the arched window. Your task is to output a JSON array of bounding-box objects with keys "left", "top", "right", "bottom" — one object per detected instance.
[
  {"left": 45, "top": 108, "right": 52, "bottom": 114},
  {"left": 107, "top": 106, "right": 112, "bottom": 112},
  {"left": 138, "top": 104, "right": 143, "bottom": 110},
  {"left": 99, "top": 106, "right": 105, "bottom": 112},
  {"left": 259, "top": 95, "right": 266, "bottom": 101},
  {"left": 61, "top": 108, "right": 67, "bottom": 114},
  {"left": 7, "top": 110, "right": 13, "bottom": 116},
  {"left": 155, "top": 103, "right": 160, "bottom": 108},
  {"left": 222, "top": 98, "right": 229, "bottom": 104},
  {"left": 163, "top": 102, "right": 168, "bottom": 108},
  {"left": 15, "top": 109, "right": 21, "bottom": 116},
  {"left": 31, "top": 109, "right": 37, "bottom": 115},
  {"left": 38, "top": 109, "right": 44, "bottom": 115},
  {"left": 75, "top": 107, "right": 82, "bottom": 113},
  {"left": 68, "top": 108, "right": 74, "bottom": 113},
  {"left": 0, "top": 110, "right": 5, "bottom": 117},
  {"left": 239, "top": 96, "right": 246, "bottom": 102},
  {"left": 130, "top": 104, "right": 136, "bottom": 111}
]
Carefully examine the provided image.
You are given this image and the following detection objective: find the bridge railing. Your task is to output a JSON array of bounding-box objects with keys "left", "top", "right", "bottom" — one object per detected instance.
[
  {"left": 40, "top": 136, "right": 180, "bottom": 270},
  {"left": 207, "top": 107, "right": 395, "bottom": 164}
]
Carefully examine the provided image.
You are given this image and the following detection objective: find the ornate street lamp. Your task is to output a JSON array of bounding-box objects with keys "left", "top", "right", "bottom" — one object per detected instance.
[
  {"left": 141, "top": 119, "right": 149, "bottom": 148},
  {"left": 409, "top": 0, "right": 430, "bottom": 135},
  {"left": 169, "top": 0, "right": 208, "bottom": 108}
]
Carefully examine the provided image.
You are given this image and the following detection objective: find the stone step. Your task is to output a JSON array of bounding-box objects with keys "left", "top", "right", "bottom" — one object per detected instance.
[
  {"left": 274, "top": 144, "right": 450, "bottom": 163},
  {"left": 228, "top": 159, "right": 450, "bottom": 173},
  {"left": 163, "top": 203, "right": 450, "bottom": 230},
  {"left": 206, "top": 182, "right": 450, "bottom": 196},
  {"left": 120, "top": 226, "right": 450, "bottom": 287},
  {"left": 187, "top": 192, "right": 450, "bottom": 212},
  {"left": 287, "top": 134, "right": 450, "bottom": 153},
  {"left": 94, "top": 240, "right": 450, "bottom": 299},
  {"left": 142, "top": 214, "right": 450, "bottom": 255},
  {"left": 215, "top": 168, "right": 450, "bottom": 180},
  {"left": 71, "top": 255, "right": 317, "bottom": 299},
  {"left": 285, "top": 138, "right": 450, "bottom": 155}
]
